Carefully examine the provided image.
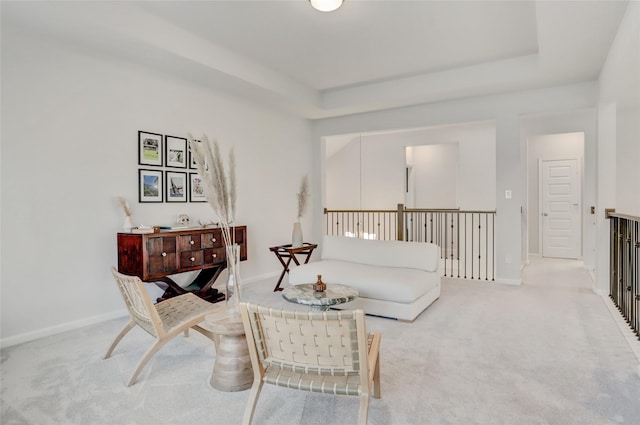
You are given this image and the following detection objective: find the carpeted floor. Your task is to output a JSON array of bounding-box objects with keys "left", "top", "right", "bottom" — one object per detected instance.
[{"left": 2, "top": 258, "right": 639, "bottom": 425}]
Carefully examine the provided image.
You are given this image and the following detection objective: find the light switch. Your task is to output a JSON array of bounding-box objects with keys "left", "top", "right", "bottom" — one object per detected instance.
[{"left": 505, "top": 190, "right": 512, "bottom": 199}]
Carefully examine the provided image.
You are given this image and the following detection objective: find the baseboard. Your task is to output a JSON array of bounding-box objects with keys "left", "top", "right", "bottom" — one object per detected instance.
[
  {"left": 496, "top": 278, "right": 522, "bottom": 286},
  {"left": 243, "top": 271, "right": 279, "bottom": 285},
  {"left": 1, "top": 308, "right": 128, "bottom": 349},
  {"left": 593, "top": 287, "right": 609, "bottom": 296},
  {"left": 585, "top": 264, "right": 596, "bottom": 284},
  {"left": 1, "top": 272, "right": 282, "bottom": 349},
  {"left": 587, "top": 267, "right": 608, "bottom": 295}
]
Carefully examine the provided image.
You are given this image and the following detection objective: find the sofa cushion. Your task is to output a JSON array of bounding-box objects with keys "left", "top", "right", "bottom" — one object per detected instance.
[
  {"left": 288, "top": 260, "right": 440, "bottom": 304},
  {"left": 322, "top": 236, "right": 439, "bottom": 272}
]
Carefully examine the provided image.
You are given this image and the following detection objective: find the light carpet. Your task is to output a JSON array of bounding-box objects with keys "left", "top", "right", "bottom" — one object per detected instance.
[{"left": 1, "top": 258, "right": 639, "bottom": 425}]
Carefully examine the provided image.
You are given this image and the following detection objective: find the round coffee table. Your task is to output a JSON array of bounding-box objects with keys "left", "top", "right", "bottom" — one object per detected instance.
[{"left": 282, "top": 283, "right": 358, "bottom": 311}]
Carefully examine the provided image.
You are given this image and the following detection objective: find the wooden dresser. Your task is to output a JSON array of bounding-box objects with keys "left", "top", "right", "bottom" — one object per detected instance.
[{"left": 117, "top": 226, "right": 247, "bottom": 303}]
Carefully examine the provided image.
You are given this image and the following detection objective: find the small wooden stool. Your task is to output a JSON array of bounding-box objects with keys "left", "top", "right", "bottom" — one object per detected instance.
[{"left": 205, "top": 308, "right": 253, "bottom": 392}]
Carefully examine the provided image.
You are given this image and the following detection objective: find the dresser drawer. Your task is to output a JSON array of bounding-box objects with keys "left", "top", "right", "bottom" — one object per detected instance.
[{"left": 146, "top": 236, "right": 178, "bottom": 276}]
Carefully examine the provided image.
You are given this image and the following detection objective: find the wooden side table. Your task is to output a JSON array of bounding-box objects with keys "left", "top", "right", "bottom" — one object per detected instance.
[
  {"left": 205, "top": 307, "right": 253, "bottom": 392},
  {"left": 269, "top": 243, "right": 318, "bottom": 291}
]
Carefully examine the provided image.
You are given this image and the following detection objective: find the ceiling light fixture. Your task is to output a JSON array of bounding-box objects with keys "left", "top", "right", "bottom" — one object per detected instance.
[{"left": 310, "top": 0, "right": 343, "bottom": 12}]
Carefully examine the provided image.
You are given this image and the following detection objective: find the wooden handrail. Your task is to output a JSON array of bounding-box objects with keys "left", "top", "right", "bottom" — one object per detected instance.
[
  {"left": 609, "top": 212, "right": 640, "bottom": 222},
  {"left": 325, "top": 207, "right": 496, "bottom": 214},
  {"left": 324, "top": 208, "right": 396, "bottom": 213}
]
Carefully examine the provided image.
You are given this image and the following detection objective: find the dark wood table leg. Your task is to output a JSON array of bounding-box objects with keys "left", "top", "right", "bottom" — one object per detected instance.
[
  {"left": 269, "top": 244, "right": 318, "bottom": 292},
  {"left": 153, "top": 267, "right": 225, "bottom": 303},
  {"left": 273, "top": 254, "right": 294, "bottom": 292}
]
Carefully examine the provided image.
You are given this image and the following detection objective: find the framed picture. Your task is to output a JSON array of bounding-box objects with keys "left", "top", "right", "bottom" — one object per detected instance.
[
  {"left": 139, "top": 169, "right": 163, "bottom": 203},
  {"left": 138, "top": 131, "right": 163, "bottom": 166},
  {"left": 166, "top": 171, "right": 187, "bottom": 202},
  {"left": 189, "top": 139, "right": 200, "bottom": 170},
  {"left": 189, "top": 173, "right": 206, "bottom": 202},
  {"left": 165, "top": 136, "right": 188, "bottom": 168}
]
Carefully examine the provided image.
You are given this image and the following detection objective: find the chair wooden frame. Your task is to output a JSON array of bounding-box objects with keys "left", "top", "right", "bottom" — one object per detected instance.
[
  {"left": 239, "top": 302, "right": 381, "bottom": 425},
  {"left": 105, "top": 267, "right": 217, "bottom": 386}
]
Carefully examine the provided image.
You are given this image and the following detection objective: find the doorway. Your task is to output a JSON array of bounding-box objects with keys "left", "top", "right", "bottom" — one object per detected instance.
[
  {"left": 540, "top": 158, "right": 581, "bottom": 259},
  {"left": 527, "top": 132, "right": 585, "bottom": 260}
]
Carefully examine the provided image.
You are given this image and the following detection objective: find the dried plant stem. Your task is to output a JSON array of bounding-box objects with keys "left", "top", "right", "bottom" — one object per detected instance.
[
  {"left": 188, "top": 134, "right": 238, "bottom": 278},
  {"left": 118, "top": 196, "right": 131, "bottom": 217},
  {"left": 296, "top": 175, "right": 309, "bottom": 221}
]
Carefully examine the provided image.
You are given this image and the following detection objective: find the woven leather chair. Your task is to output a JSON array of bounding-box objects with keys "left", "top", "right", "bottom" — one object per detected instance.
[
  {"left": 239, "top": 302, "right": 381, "bottom": 425},
  {"left": 105, "top": 267, "right": 217, "bottom": 386}
]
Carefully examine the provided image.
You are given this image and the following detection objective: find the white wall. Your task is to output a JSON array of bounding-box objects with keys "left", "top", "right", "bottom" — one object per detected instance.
[
  {"left": 361, "top": 135, "right": 406, "bottom": 210},
  {"left": 598, "top": 1, "right": 639, "bottom": 110},
  {"left": 526, "top": 133, "right": 584, "bottom": 256},
  {"left": 325, "top": 137, "right": 361, "bottom": 210},
  {"left": 411, "top": 144, "right": 458, "bottom": 209},
  {"left": 324, "top": 121, "right": 496, "bottom": 211},
  {"left": 1, "top": 23, "right": 314, "bottom": 345},
  {"left": 416, "top": 123, "right": 496, "bottom": 211},
  {"left": 595, "top": 102, "right": 617, "bottom": 295},
  {"left": 616, "top": 107, "right": 640, "bottom": 216},
  {"left": 325, "top": 134, "right": 406, "bottom": 210},
  {"left": 594, "top": 1, "right": 640, "bottom": 294}
]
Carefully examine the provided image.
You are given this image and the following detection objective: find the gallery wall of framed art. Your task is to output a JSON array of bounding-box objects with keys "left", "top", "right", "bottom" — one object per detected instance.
[{"left": 137, "top": 131, "right": 203, "bottom": 203}]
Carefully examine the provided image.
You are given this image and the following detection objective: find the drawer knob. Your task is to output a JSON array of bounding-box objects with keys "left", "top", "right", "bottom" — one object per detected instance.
[
  {"left": 190, "top": 240, "right": 195, "bottom": 245},
  {"left": 190, "top": 257, "right": 195, "bottom": 262},
  {"left": 212, "top": 238, "right": 216, "bottom": 242},
  {"left": 161, "top": 252, "right": 167, "bottom": 257},
  {"left": 213, "top": 254, "right": 217, "bottom": 258}
]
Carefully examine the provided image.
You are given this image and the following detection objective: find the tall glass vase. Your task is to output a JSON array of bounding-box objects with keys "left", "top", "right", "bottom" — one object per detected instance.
[{"left": 225, "top": 243, "right": 241, "bottom": 311}]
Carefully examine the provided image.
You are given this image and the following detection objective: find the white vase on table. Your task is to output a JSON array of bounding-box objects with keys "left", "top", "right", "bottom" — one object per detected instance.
[
  {"left": 123, "top": 215, "right": 133, "bottom": 232},
  {"left": 292, "top": 222, "right": 303, "bottom": 248}
]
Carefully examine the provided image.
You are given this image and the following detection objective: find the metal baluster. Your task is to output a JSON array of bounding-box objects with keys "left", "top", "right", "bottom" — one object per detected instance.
[
  {"left": 478, "top": 214, "right": 482, "bottom": 280},
  {"left": 450, "top": 213, "right": 454, "bottom": 277},
  {"left": 464, "top": 213, "right": 468, "bottom": 279},
  {"left": 472, "top": 213, "right": 476, "bottom": 280},
  {"left": 485, "top": 213, "right": 489, "bottom": 281},
  {"left": 457, "top": 212, "right": 460, "bottom": 278},
  {"left": 611, "top": 217, "right": 618, "bottom": 311},
  {"left": 635, "top": 221, "right": 639, "bottom": 337},
  {"left": 492, "top": 213, "right": 495, "bottom": 281}
]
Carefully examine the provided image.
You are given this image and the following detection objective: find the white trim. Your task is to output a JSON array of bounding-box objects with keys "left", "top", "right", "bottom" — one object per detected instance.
[
  {"left": 496, "top": 278, "right": 522, "bottom": 285},
  {"left": 1, "top": 272, "right": 282, "bottom": 349},
  {"left": 593, "top": 287, "right": 609, "bottom": 296},
  {"left": 0, "top": 309, "right": 128, "bottom": 349},
  {"left": 587, "top": 268, "right": 596, "bottom": 284},
  {"left": 243, "top": 271, "right": 279, "bottom": 284}
]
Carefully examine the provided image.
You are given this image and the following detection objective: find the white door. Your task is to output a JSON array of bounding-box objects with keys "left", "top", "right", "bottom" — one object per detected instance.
[{"left": 540, "top": 159, "right": 581, "bottom": 259}]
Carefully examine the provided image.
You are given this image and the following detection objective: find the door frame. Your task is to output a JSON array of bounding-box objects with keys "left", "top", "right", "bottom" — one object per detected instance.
[{"left": 538, "top": 156, "right": 583, "bottom": 259}]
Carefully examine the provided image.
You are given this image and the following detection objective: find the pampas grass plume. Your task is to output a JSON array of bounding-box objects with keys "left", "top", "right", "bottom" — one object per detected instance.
[
  {"left": 118, "top": 196, "right": 131, "bottom": 217},
  {"left": 297, "top": 175, "right": 309, "bottom": 221},
  {"left": 188, "top": 133, "right": 237, "bottom": 246}
]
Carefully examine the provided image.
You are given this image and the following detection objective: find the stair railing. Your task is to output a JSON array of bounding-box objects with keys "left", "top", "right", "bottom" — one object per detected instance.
[
  {"left": 609, "top": 211, "right": 640, "bottom": 340},
  {"left": 324, "top": 204, "right": 496, "bottom": 281}
]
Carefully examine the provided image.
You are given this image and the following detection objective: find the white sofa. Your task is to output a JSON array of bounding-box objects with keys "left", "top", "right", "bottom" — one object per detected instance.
[{"left": 288, "top": 236, "right": 441, "bottom": 322}]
